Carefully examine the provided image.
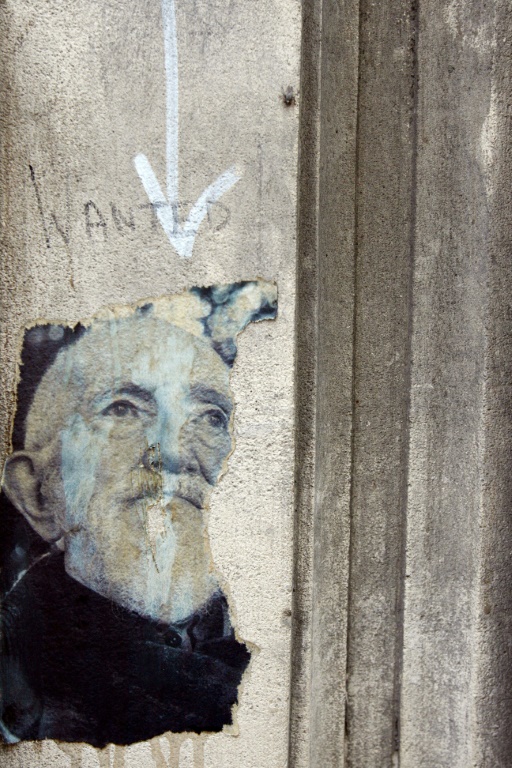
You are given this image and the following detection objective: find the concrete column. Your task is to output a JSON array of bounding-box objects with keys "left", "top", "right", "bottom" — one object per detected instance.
[{"left": 292, "top": 0, "right": 512, "bottom": 766}]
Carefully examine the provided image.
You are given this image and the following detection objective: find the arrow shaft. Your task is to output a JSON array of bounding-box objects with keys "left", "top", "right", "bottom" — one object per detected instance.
[
  {"left": 134, "top": 0, "right": 240, "bottom": 259},
  {"left": 162, "top": 0, "right": 179, "bottom": 203}
]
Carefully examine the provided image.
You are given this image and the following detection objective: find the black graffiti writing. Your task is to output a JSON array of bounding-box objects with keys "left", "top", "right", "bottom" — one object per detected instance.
[
  {"left": 50, "top": 211, "right": 71, "bottom": 246},
  {"left": 207, "top": 199, "right": 231, "bottom": 233},
  {"left": 30, "top": 166, "right": 73, "bottom": 249},
  {"left": 110, "top": 203, "right": 136, "bottom": 233},
  {"left": 84, "top": 201, "right": 107, "bottom": 240},
  {"left": 29, "top": 165, "right": 51, "bottom": 249},
  {"left": 29, "top": 165, "right": 231, "bottom": 249},
  {"left": 138, "top": 201, "right": 171, "bottom": 233}
]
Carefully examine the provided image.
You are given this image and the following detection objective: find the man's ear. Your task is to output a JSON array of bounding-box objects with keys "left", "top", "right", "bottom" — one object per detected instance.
[{"left": 2, "top": 451, "right": 62, "bottom": 542}]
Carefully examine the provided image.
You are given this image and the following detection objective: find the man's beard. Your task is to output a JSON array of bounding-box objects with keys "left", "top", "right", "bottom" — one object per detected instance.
[
  {"left": 125, "top": 495, "right": 180, "bottom": 620},
  {"left": 59, "top": 419, "right": 219, "bottom": 623},
  {"left": 63, "top": 484, "right": 218, "bottom": 624}
]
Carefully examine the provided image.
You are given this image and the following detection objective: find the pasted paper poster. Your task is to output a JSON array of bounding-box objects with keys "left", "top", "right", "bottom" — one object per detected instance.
[{"left": 0, "top": 280, "right": 276, "bottom": 747}]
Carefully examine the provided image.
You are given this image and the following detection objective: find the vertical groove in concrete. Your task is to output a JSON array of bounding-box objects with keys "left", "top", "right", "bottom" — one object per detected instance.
[
  {"left": 344, "top": 1, "right": 417, "bottom": 765},
  {"left": 309, "top": 0, "right": 360, "bottom": 765},
  {"left": 288, "top": 0, "right": 321, "bottom": 763}
]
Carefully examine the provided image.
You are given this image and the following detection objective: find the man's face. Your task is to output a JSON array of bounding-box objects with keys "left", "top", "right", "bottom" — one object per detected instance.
[{"left": 43, "top": 317, "right": 233, "bottom": 622}]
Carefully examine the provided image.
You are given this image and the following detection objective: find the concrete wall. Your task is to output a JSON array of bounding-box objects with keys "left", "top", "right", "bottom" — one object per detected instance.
[
  {"left": 0, "top": 1, "right": 300, "bottom": 766},
  {"left": 2, "top": 0, "right": 512, "bottom": 767}
]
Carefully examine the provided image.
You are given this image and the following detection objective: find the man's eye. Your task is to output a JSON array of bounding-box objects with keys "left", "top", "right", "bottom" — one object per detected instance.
[
  {"left": 102, "top": 400, "right": 139, "bottom": 418},
  {"left": 202, "top": 409, "right": 228, "bottom": 430}
]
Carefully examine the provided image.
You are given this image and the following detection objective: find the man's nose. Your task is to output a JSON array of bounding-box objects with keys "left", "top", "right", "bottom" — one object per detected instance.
[{"left": 142, "top": 413, "right": 199, "bottom": 475}]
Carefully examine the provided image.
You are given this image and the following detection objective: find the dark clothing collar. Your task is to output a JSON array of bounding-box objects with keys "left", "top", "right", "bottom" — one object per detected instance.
[{"left": 0, "top": 550, "right": 250, "bottom": 747}]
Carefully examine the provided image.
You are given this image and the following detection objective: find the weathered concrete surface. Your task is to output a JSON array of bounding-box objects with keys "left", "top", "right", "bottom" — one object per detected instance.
[
  {"left": 0, "top": 1, "right": 300, "bottom": 766},
  {"left": 400, "top": 2, "right": 503, "bottom": 766},
  {"left": 344, "top": 0, "right": 415, "bottom": 764},
  {"left": 473, "top": 4, "right": 512, "bottom": 765},
  {"left": 308, "top": 0, "right": 360, "bottom": 765},
  {"left": 287, "top": 0, "right": 321, "bottom": 763},
  {"left": 291, "top": 1, "right": 512, "bottom": 767},
  {"left": 3, "top": 0, "right": 512, "bottom": 766}
]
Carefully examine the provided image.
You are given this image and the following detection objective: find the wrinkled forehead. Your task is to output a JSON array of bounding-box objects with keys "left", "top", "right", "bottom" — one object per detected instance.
[
  {"left": 25, "top": 316, "right": 231, "bottom": 448},
  {"left": 70, "top": 316, "right": 230, "bottom": 397}
]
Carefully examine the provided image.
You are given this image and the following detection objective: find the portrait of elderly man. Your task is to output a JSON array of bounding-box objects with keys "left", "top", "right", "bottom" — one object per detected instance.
[{"left": 0, "top": 280, "right": 277, "bottom": 747}]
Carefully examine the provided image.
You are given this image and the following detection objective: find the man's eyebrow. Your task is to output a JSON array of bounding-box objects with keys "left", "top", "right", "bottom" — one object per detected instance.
[
  {"left": 190, "top": 384, "right": 233, "bottom": 415},
  {"left": 116, "top": 384, "right": 155, "bottom": 403},
  {"left": 92, "top": 383, "right": 156, "bottom": 406}
]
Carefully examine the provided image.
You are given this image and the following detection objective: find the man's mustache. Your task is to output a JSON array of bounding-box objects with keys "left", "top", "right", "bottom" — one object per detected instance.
[{"left": 128, "top": 470, "right": 209, "bottom": 510}]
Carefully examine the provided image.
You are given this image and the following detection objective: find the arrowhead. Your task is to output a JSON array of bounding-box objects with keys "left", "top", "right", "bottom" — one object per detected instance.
[{"left": 135, "top": 155, "right": 240, "bottom": 259}]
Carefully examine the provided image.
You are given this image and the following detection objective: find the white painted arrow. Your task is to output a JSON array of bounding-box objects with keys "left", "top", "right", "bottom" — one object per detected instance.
[{"left": 134, "top": 0, "right": 240, "bottom": 259}]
